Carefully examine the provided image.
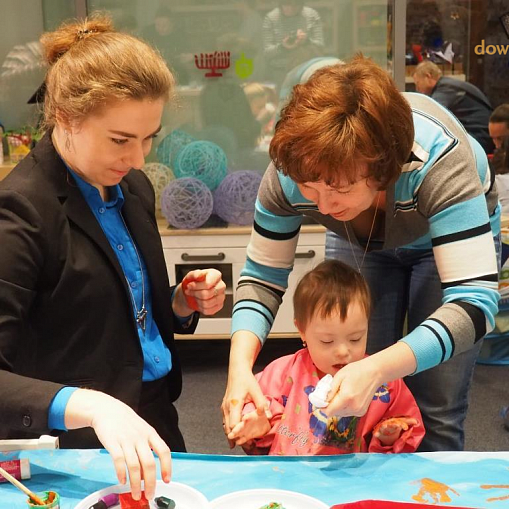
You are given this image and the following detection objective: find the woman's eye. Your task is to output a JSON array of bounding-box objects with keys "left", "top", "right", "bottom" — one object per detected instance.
[{"left": 112, "top": 138, "right": 128, "bottom": 145}]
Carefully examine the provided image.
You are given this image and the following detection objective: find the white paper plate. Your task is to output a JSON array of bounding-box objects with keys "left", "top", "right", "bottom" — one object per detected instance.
[
  {"left": 74, "top": 480, "right": 208, "bottom": 509},
  {"left": 209, "top": 488, "right": 329, "bottom": 509}
]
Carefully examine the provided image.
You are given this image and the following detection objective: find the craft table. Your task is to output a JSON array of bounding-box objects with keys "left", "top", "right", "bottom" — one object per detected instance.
[{"left": 1, "top": 450, "right": 509, "bottom": 508}]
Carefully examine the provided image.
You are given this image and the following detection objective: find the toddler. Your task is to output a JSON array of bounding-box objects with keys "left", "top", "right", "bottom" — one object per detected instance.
[{"left": 228, "top": 260, "right": 425, "bottom": 455}]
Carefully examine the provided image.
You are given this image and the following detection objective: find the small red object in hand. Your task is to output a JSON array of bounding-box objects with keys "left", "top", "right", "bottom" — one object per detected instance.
[
  {"left": 119, "top": 491, "right": 149, "bottom": 509},
  {"left": 181, "top": 272, "right": 206, "bottom": 311}
]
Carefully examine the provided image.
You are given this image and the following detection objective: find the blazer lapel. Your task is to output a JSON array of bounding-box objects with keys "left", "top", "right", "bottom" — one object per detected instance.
[
  {"left": 62, "top": 185, "right": 128, "bottom": 283},
  {"left": 33, "top": 133, "right": 127, "bottom": 284}
]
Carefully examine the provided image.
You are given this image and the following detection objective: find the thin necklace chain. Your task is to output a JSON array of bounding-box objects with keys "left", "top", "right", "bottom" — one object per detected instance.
[
  {"left": 119, "top": 212, "right": 147, "bottom": 332},
  {"left": 343, "top": 192, "right": 381, "bottom": 273}
]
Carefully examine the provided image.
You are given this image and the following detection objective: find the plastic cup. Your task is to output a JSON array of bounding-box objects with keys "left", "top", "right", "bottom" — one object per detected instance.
[{"left": 26, "top": 490, "right": 60, "bottom": 508}]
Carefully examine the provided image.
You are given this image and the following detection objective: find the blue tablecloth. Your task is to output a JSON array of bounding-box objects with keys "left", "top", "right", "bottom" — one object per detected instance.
[{"left": 1, "top": 450, "right": 509, "bottom": 508}]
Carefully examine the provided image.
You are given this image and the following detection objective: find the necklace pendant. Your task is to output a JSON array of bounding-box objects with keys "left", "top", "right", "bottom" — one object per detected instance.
[{"left": 137, "top": 307, "right": 148, "bottom": 332}]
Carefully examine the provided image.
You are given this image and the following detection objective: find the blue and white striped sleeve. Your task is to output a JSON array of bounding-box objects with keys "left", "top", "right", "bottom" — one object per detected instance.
[{"left": 232, "top": 168, "right": 303, "bottom": 344}]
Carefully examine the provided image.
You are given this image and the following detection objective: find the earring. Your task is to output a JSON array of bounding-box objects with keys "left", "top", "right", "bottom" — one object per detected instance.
[
  {"left": 302, "top": 340, "right": 307, "bottom": 348},
  {"left": 64, "top": 129, "right": 71, "bottom": 151}
]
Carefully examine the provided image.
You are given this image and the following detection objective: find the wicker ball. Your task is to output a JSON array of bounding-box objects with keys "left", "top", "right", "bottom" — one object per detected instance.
[
  {"left": 213, "top": 170, "right": 262, "bottom": 225},
  {"left": 199, "top": 124, "right": 239, "bottom": 165},
  {"left": 174, "top": 140, "right": 228, "bottom": 191},
  {"left": 161, "top": 178, "right": 213, "bottom": 229},
  {"left": 156, "top": 129, "right": 195, "bottom": 167},
  {"left": 142, "top": 162, "right": 175, "bottom": 215}
]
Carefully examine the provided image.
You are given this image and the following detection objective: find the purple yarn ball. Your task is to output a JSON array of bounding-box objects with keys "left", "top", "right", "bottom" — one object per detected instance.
[
  {"left": 213, "top": 170, "right": 263, "bottom": 225},
  {"left": 161, "top": 178, "right": 213, "bottom": 229}
]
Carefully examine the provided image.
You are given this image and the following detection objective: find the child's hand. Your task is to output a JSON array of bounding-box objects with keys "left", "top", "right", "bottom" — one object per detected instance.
[
  {"left": 373, "top": 416, "right": 418, "bottom": 446},
  {"left": 227, "top": 408, "right": 271, "bottom": 446}
]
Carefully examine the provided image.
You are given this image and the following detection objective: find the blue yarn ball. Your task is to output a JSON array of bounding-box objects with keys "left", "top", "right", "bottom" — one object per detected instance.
[
  {"left": 156, "top": 129, "right": 196, "bottom": 167},
  {"left": 161, "top": 178, "right": 213, "bottom": 229},
  {"left": 174, "top": 140, "right": 228, "bottom": 191},
  {"left": 213, "top": 170, "right": 262, "bottom": 225}
]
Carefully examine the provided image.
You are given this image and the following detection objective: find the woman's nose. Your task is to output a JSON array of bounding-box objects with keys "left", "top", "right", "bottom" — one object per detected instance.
[
  {"left": 126, "top": 143, "right": 146, "bottom": 170},
  {"left": 317, "top": 194, "right": 337, "bottom": 215}
]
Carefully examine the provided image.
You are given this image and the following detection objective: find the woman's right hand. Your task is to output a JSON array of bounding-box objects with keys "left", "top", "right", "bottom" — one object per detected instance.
[
  {"left": 221, "top": 331, "right": 267, "bottom": 447},
  {"left": 64, "top": 389, "right": 171, "bottom": 501}
]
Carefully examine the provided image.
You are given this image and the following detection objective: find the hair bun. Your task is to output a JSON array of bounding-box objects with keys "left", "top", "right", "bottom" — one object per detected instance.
[{"left": 40, "top": 13, "right": 114, "bottom": 65}]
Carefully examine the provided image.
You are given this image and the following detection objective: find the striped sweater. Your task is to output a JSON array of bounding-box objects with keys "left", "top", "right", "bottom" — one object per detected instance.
[{"left": 232, "top": 92, "right": 500, "bottom": 374}]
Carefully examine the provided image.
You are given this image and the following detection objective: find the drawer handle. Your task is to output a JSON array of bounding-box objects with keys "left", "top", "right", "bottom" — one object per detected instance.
[
  {"left": 181, "top": 252, "right": 226, "bottom": 262},
  {"left": 295, "top": 250, "right": 316, "bottom": 259}
]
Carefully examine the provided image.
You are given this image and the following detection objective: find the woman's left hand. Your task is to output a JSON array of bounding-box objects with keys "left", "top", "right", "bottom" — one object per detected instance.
[{"left": 173, "top": 268, "right": 226, "bottom": 316}]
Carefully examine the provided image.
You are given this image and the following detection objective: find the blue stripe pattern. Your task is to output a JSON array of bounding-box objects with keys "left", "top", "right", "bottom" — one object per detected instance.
[
  {"left": 241, "top": 256, "right": 292, "bottom": 289},
  {"left": 232, "top": 303, "right": 274, "bottom": 340},
  {"left": 443, "top": 286, "right": 499, "bottom": 330},
  {"left": 394, "top": 107, "right": 457, "bottom": 210},
  {"left": 255, "top": 199, "right": 302, "bottom": 233},
  {"left": 428, "top": 195, "right": 493, "bottom": 237}
]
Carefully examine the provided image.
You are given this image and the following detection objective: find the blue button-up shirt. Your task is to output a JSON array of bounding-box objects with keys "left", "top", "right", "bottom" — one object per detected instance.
[{"left": 48, "top": 170, "right": 187, "bottom": 430}]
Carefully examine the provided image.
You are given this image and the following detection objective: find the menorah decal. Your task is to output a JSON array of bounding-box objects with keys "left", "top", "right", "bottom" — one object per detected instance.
[{"left": 194, "top": 51, "right": 231, "bottom": 77}]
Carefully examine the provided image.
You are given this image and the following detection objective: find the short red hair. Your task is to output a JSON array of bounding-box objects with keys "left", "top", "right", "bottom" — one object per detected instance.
[{"left": 270, "top": 55, "right": 414, "bottom": 189}]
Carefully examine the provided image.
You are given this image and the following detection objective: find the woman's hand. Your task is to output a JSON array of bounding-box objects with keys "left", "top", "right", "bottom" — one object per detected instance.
[
  {"left": 221, "top": 331, "right": 266, "bottom": 447},
  {"left": 324, "top": 356, "right": 384, "bottom": 418},
  {"left": 173, "top": 268, "right": 226, "bottom": 317},
  {"left": 64, "top": 389, "right": 171, "bottom": 501},
  {"left": 324, "top": 343, "right": 417, "bottom": 418}
]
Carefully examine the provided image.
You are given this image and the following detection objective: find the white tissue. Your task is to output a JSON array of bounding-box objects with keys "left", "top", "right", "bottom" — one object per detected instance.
[{"left": 308, "top": 374, "right": 333, "bottom": 408}]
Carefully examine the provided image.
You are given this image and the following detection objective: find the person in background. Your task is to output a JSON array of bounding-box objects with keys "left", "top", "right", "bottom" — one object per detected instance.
[
  {"left": 0, "top": 14, "right": 226, "bottom": 501},
  {"left": 491, "top": 136, "right": 509, "bottom": 213},
  {"left": 262, "top": 0, "right": 324, "bottom": 87},
  {"left": 228, "top": 260, "right": 424, "bottom": 455},
  {"left": 243, "top": 82, "right": 277, "bottom": 136},
  {"left": 222, "top": 56, "right": 499, "bottom": 454},
  {"left": 140, "top": 6, "right": 192, "bottom": 85},
  {"left": 412, "top": 60, "right": 494, "bottom": 154},
  {"left": 489, "top": 104, "right": 509, "bottom": 151}
]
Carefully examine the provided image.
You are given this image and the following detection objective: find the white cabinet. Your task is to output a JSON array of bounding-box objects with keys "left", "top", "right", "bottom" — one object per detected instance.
[{"left": 160, "top": 222, "right": 325, "bottom": 338}]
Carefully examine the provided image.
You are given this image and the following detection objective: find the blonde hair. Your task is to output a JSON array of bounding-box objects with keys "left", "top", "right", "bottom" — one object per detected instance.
[
  {"left": 293, "top": 259, "right": 371, "bottom": 332},
  {"left": 270, "top": 55, "right": 414, "bottom": 190},
  {"left": 413, "top": 60, "right": 442, "bottom": 80},
  {"left": 40, "top": 13, "right": 175, "bottom": 128}
]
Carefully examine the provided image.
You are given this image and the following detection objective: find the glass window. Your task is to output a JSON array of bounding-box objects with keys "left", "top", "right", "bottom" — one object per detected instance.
[
  {"left": 2, "top": 0, "right": 395, "bottom": 229},
  {"left": 89, "top": 0, "right": 395, "bottom": 228},
  {"left": 405, "top": 0, "right": 509, "bottom": 108},
  {"left": 0, "top": 1, "right": 75, "bottom": 129}
]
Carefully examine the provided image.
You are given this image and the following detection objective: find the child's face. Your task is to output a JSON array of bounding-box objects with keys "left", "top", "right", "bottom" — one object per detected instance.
[{"left": 299, "top": 300, "right": 368, "bottom": 377}]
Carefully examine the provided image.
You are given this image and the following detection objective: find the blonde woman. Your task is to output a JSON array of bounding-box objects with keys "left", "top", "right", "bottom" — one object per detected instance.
[{"left": 0, "top": 15, "right": 226, "bottom": 500}]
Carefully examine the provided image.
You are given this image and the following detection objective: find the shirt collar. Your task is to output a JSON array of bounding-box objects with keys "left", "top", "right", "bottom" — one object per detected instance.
[{"left": 67, "top": 167, "right": 124, "bottom": 209}]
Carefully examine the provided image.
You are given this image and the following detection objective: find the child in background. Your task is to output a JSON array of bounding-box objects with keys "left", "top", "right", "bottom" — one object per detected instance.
[
  {"left": 243, "top": 82, "right": 276, "bottom": 136},
  {"left": 228, "top": 260, "right": 425, "bottom": 455}
]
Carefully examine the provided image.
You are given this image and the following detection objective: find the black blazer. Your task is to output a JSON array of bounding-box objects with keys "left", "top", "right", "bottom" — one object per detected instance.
[{"left": 0, "top": 133, "right": 197, "bottom": 447}]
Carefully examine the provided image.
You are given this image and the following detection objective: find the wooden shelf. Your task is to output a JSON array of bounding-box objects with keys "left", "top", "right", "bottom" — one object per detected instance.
[{"left": 157, "top": 218, "right": 326, "bottom": 236}]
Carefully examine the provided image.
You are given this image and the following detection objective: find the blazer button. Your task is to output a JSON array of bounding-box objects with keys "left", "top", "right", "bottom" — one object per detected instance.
[{"left": 22, "top": 414, "right": 32, "bottom": 427}]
